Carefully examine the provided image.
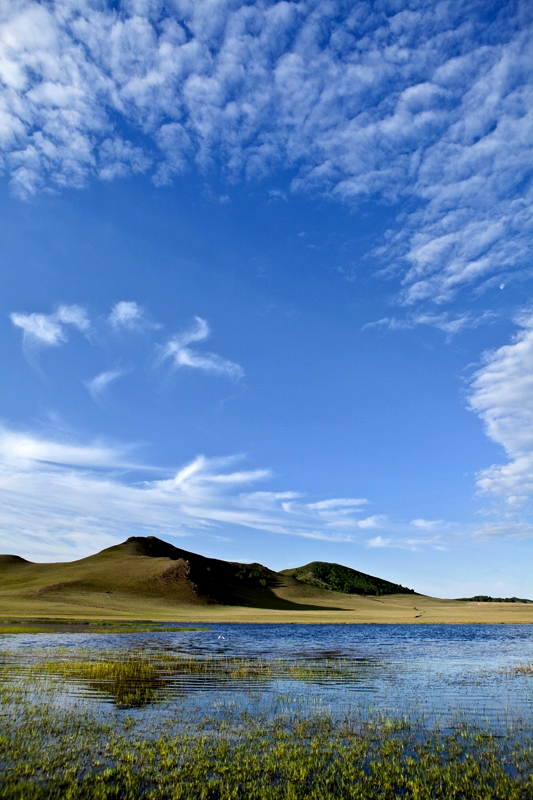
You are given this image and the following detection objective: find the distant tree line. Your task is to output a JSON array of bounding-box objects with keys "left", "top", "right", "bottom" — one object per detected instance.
[{"left": 458, "top": 595, "right": 532, "bottom": 604}]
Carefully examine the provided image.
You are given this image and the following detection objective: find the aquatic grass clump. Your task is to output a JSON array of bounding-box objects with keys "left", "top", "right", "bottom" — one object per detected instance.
[
  {"left": 30, "top": 651, "right": 173, "bottom": 708},
  {"left": 86, "top": 623, "right": 210, "bottom": 634},
  {"left": 3, "top": 647, "right": 376, "bottom": 708},
  {"left": 28, "top": 648, "right": 369, "bottom": 681},
  {"left": 0, "top": 620, "right": 210, "bottom": 635},
  {"left": 0, "top": 626, "right": 57, "bottom": 634},
  {"left": 514, "top": 664, "right": 533, "bottom": 675}
]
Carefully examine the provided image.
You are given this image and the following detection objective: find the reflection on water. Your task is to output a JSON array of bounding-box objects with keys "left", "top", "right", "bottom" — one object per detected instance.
[{"left": 1, "top": 624, "right": 533, "bottom": 725}]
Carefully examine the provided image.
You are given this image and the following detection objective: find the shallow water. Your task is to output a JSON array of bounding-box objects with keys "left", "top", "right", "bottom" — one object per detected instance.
[{"left": 2, "top": 623, "right": 533, "bottom": 727}]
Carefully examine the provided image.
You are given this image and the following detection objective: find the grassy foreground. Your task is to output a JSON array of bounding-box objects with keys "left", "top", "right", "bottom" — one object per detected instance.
[
  {"left": 1, "top": 688, "right": 532, "bottom": 799},
  {"left": 2, "top": 648, "right": 533, "bottom": 798}
]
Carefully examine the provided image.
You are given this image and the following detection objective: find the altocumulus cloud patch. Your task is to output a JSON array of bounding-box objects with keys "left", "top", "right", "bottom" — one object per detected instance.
[{"left": 1, "top": 0, "right": 531, "bottom": 306}]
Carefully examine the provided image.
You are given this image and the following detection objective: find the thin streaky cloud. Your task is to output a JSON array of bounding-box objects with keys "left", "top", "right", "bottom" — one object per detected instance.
[
  {"left": 0, "top": 427, "right": 130, "bottom": 469},
  {"left": 0, "top": 427, "right": 381, "bottom": 559},
  {"left": 161, "top": 317, "right": 244, "bottom": 380},
  {"left": 358, "top": 515, "right": 387, "bottom": 530},
  {"left": 173, "top": 316, "right": 210, "bottom": 348},
  {"left": 307, "top": 498, "right": 369, "bottom": 511},
  {"left": 0, "top": 426, "right": 528, "bottom": 564},
  {"left": 362, "top": 311, "right": 496, "bottom": 336},
  {"left": 86, "top": 368, "right": 129, "bottom": 401}
]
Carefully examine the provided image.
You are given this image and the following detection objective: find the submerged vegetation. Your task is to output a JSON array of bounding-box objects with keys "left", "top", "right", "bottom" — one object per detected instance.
[
  {"left": 0, "top": 626, "right": 57, "bottom": 634},
  {"left": 10, "top": 649, "right": 370, "bottom": 707}
]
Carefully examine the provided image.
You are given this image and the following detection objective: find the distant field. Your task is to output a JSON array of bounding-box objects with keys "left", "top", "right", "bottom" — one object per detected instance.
[{"left": 1, "top": 593, "right": 533, "bottom": 625}]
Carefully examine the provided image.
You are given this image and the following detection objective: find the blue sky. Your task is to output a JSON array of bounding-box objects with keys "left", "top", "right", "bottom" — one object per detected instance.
[{"left": 1, "top": 0, "right": 532, "bottom": 597}]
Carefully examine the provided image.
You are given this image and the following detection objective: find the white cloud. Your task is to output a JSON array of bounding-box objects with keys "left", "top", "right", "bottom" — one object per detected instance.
[
  {"left": 362, "top": 310, "right": 496, "bottom": 336},
  {"left": 160, "top": 316, "right": 244, "bottom": 380},
  {"left": 0, "top": 1, "right": 530, "bottom": 308},
  {"left": 108, "top": 300, "right": 153, "bottom": 331},
  {"left": 468, "top": 520, "right": 533, "bottom": 540},
  {"left": 10, "top": 312, "right": 65, "bottom": 346},
  {"left": 358, "top": 515, "right": 387, "bottom": 530},
  {"left": 0, "top": 426, "right": 380, "bottom": 560},
  {"left": 411, "top": 518, "right": 444, "bottom": 531},
  {"left": 366, "top": 532, "right": 444, "bottom": 551},
  {"left": 2, "top": 425, "right": 531, "bottom": 561},
  {"left": 366, "top": 535, "right": 392, "bottom": 549},
  {"left": 306, "top": 498, "right": 368, "bottom": 511},
  {"left": 86, "top": 368, "right": 129, "bottom": 401},
  {"left": 55, "top": 305, "right": 90, "bottom": 330},
  {"left": 10, "top": 304, "right": 90, "bottom": 347},
  {"left": 0, "top": 428, "right": 131, "bottom": 469},
  {"left": 468, "top": 313, "right": 533, "bottom": 500}
]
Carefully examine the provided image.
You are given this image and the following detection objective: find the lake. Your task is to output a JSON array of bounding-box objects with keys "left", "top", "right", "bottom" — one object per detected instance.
[{"left": 2, "top": 623, "right": 533, "bottom": 729}]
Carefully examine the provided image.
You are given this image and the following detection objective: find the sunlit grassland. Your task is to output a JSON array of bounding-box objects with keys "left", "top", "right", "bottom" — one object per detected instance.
[
  {"left": 2, "top": 593, "right": 533, "bottom": 624},
  {"left": 1, "top": 650, "right": 533, "bottom": 798}
]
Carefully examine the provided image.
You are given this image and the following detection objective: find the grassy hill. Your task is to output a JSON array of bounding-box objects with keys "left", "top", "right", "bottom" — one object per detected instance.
[
  {"left": 280, "top": 561, "right": 415, "bottom": 596},
  {"left": 0, "top": 536, "right": 350, "bottom": 615}
]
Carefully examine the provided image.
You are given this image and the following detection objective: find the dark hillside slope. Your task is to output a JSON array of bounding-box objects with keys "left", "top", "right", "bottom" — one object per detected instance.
[
  {"left": 0, "top": 555, "right": 30, "bottom": 567},
  {"left": 280, "top": 561, "right": 415, "bottom": 596}
]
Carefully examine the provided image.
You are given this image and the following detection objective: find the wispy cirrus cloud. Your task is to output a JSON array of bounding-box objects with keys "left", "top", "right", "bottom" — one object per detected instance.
[
  {"left": 10, "top": 304, "right": 90, "bottom": 348},
  {"left": 0, "top": 427, "right": 132, "bottom": 469},
  {"left": 1, "top": 424, "right": 530, "bottom": 562},
  {"left": 10, "top": 301, "right": 242, "bottom": 387},
  {"left": 366, "top": 534, "right": 447, "bottom": 552},
  {"left": 85, "top": 368, "right": 130, "bottom": 401},
  {"left": 0, "top": 426, "right": 382, "bottom": 560},
  {"left": 362, "top": 310, "right": 497, "bottom": 337},
  {"left": 160, "top": 316, "right": 244, "bottom": 380},
  {"left": 1, "top": 1, "right": 530, "bottom": 312}
]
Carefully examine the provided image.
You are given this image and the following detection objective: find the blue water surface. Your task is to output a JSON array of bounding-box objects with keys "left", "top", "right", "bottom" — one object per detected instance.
[{"left": 2, "top": 624, "right": 533, "bottom": 727}]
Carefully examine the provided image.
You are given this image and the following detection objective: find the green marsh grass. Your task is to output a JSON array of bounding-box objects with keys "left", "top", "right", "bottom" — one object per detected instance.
[
  {"left": 0, "top": 626, "right": 57, "bottom": 634},
  {"left": 1, "top": 649, "right": 533, "bottom": 798},
  {"left": 1, "top": 687, "right": 532, "bottom": 799},
  {"left": 0, "top": 620, "right": 210, "bottom": 634}
]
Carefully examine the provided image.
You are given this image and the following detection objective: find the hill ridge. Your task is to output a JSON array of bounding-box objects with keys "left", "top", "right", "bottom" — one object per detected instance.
[{"left": 280, "top": 560, "right": 415, "bottom": 596}]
